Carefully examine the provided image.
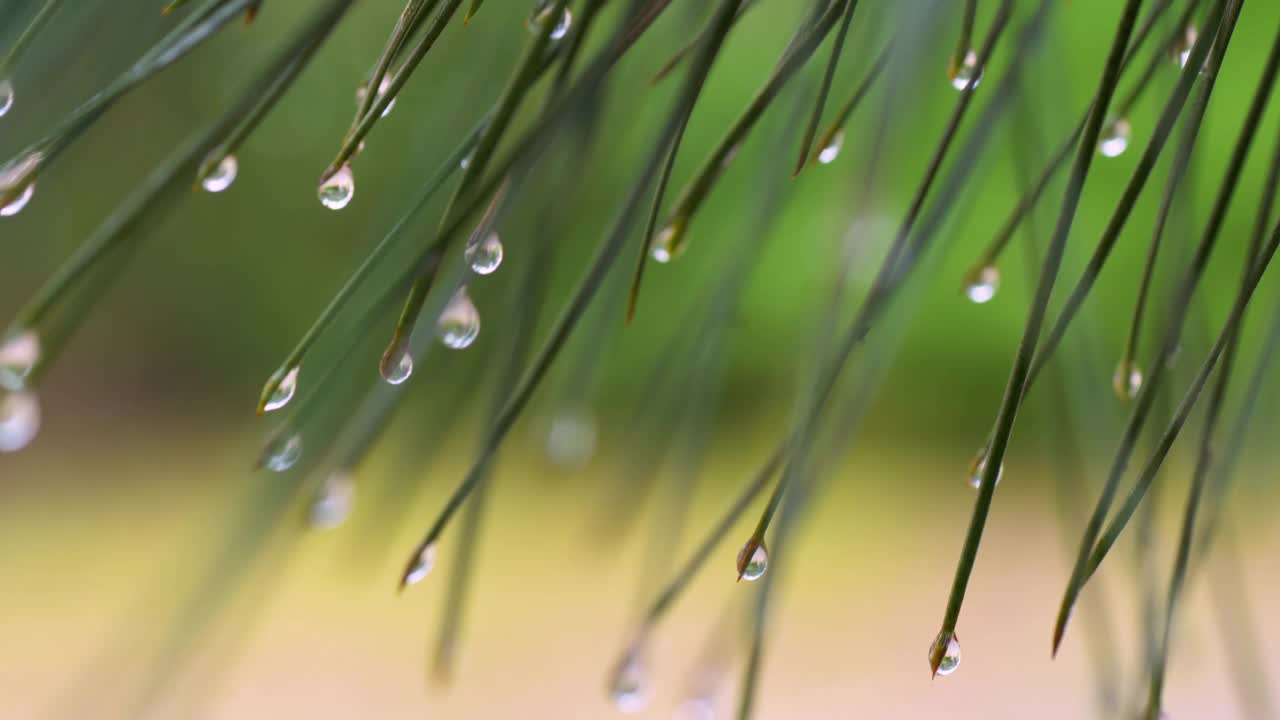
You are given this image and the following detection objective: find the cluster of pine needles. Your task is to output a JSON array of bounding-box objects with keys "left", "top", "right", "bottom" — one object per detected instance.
[{"left": 1, "top": 0, "right": 1279, "bottom": 717}]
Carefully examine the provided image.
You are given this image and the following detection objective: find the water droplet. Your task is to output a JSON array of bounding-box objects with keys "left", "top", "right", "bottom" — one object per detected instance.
[
  {"left": 404, "top": 543, "right": 437, "bottom": 586},
  {"left": 382, "top": 347, "right": 414, "bottom": 385},
  {"left": 263, "top": 365, "right": 299, "bottom": 413},
  {"left": 546, "top": 409, "right": 596, "bottom": 469},
  {"left": 355, "top": 73, "right": 396, "bottom": 118},
  {"left": 318, "top": 164, "right": 355, "bottom": 210},
  {"left": 950, "top": 49, "right": 982, "bottom": 91},
  {"left": 673, "top": 697, "right": 716, "bottom": 720},
  {"left": 0, "top": 182, "right": 34, "bottom": 217},
  {"left": 1099, "top": 118, "right": 1131, "bottom": 158},
  {"left": 460, "top": 152, "right": 473, "bottom": 170},
  {"left": 0, "top": 330, "right": 41, "bottom": 391},
  {"left": 964, "top": 264, "right": 999, "bottom": 304},
  {"left": 966, "top": 447, "right": 1003, "bottom": 489},
  {"left": 310, "top": 470, "right": 355, "bottom": 530},
  {"left": 1171, "top": 26, "right": 1197, "bottom": 68},
  {"left": 650, "top": 219, "right": 687, "bottom": 263},
  {"left": 0, "top": 79, "right": 13, "bottom": 117},
  {"left": 736, "top": 540, "right": 768, "bottom": 581},
  {"left": 609, "top": 648, "right": 652, "bottom": 714},
  {"left": 0, "top": 151, "right": 41, "bottom": 218},
  {"left": 0, "top": 389, "right": 40, "bottom": 453},
  {"left": 551, "top": 7, "right": 572, "bottom": 40},
  {"left": 200, "top": 155, "right": 238, "bottom": 193},
  {"left": 1112, "top": 361, "right": 1143, "bottom": 400},
  {"left": 929, "top": 630, "right": 962, "bottom": 676},
  {"left": 528, "top": 1, "right": 572, "bottom": 41},
  {"left": 818, "top": 130, "right": 845, "bottom": 165},
  {"left": 263, "top": 432, "right": 302, "bottom": 473},
  {"left": 465, "top": 230, "right": 504, "bottom": 275},
  {"left": 437, "top": 287, "right": 480, "bottom": 350}
]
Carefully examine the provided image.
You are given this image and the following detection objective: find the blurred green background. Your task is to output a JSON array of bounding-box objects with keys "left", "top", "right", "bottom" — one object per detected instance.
[{"left": 1, "top": 0, "right": 1278, "bottom": 718}]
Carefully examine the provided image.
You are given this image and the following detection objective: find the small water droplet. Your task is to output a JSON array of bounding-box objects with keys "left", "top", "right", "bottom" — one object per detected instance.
[
  {"left": 1, "top": 182, "right": 34, "bottom": 217},
  {"left": 551, "top": 7, "right": 572, "bottom": 40},
  {"left": 201, "top": 155, "right": 238, "bottom": 193},
  {"left": 737, "top": 540, "right": 768, "bottom": 581},
  {"left": 318, "top": 165, "right": 355, "bottom": 210},
  {"left": 650, "top": 219, "right": 686, "bottom": 263},
  {"left": 0, "top": 79, "right": 13, "bottom": 117},
  {"left": 1112, "top": 361, "right": 1143, "bottom": 400},
  {"left": 609, "top": 648, "right": 652, "bottom": 714},
  {"left": 1171, "top": 26, "right": 1197, "bottom": 68},
  {"left": 356, "top": 73, "right": 396, "bottom": 118},
  {"left": 263, "top": 433, "right": 302, "bottom": 473},
  {"left": 966, "top": 447, "right": 1003, "bottom": 489},
  {"left": 0, "top": 330, "right": 41, "bottom": 391},
  {"left": 929, "top": 630, "right": 962, "bottom": 676},
  {"left": 0, "top": 389, "right": 40, "bottom": 453},
  {"left": 310, "top": 470, "right": 355, "bottom": 530},
  {"left": 673, "top": 697, "right": 716, "bottom": 720},
  {"left": 0, "top": 151, "right": 41, "bottom": 218},
  {"left": 528, "top": 1, "right": 572, "bottom": 41},
  {"left": 460, "top": 152, "right": 473, "bottom": 170},
  {"left": 950, "top": 49, "right": 982, "bottom": 91},
  {"left": 818, "top": 130, "right": 845, "bottom": 165},
  {"left": 546, "top": 409, "right": 596, "bottom": 469},
  {"left": 263, "top": 366, "right": 299, "bottom": 413},
  {"left": 1099, "top": 118, "right": 1131, "bottom": 158},
  {"left": 404, "top": 543, "right": 437, "bottom": 586},
  {"left": 437, "top": 287, "right": 480, "bottom": 350},
  {"left": 964, "top": 264, "right": 1000, "bottom": 304},
  {"left": 465, "top": 230, "right": 504, "bottom": 275},
  {"left": 382, "top": 347, "right": 414, "bottom": 385}
]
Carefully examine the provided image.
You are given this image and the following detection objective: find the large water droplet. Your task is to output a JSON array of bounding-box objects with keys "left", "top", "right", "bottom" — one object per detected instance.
[
  {"left": 465, "top": 230, "right": 504, "bottom": 275},
  {"left": 1099, "top": 118, "right": 1131, "bottom": 158},
  {"left": 263, "top": 433, "right": 302, "bottom": 473},
  {"left": 1171, "top": 25, "right": 1197, "bottom": 68},
  {"left": 201, "top": 155, "right": 238, "bottom": 193},
  {"left": 382, "top": 347, "right": 414, "bottom": 385},
  {"left": 0, "top": 79, "right": 13, "bottom": 117},
  {"left": 404, "top": 543, "right": 437, "bottom": 586},
  {"left": 737, "top": 540, "right": 768, "bottom": 581},
  {"left": 650, "top": 220, "right": 686, "bottom": 263},
  {"left": 1112, "top": 361, "right": 1143, "bottom": 400},
  {"left": 609, "top": 648, "right": 652, "bottom": 715},
  {"left": 964, "top": 264, "right": 1000, "bottom": 304},
  {"left": 546, "top": 409, "right": 596, "bottom": 469},
  {"left": 311, "top": 470, "right": 355, "bottom": 530},
  {"left": 0, "top": 329, "right": 41, "bottom": 391},
  {"left": 318, "top": 165, "right": 355, "bottom": 210},
  {"left": 437, "top": 288, "right": 480, "bottom": 350},
  {"left": 263, "top": 365, "right": 299, "bottom": 413},
  {"left": 950, "top": 49, "right": 982, "bottom": 91},
  {"left": 356, "top": 73, "right": 395, "bottom": 118},
  {"left": 966, "top": 447, "right": 1003, "bottom": 489},
  {"left": 0, "top": 389, "right": 40, "bottom": 452},
  {"left": 929, "top": 631, "right": 962, "bottom": 676},
  {"left": 818, "top": 130, "right": 845, "bottom": 165}
]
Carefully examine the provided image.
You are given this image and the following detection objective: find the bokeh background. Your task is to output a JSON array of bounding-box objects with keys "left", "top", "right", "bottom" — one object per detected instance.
[{"left": 1, "top": 0, "right": 1278, "bottom": 718}]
